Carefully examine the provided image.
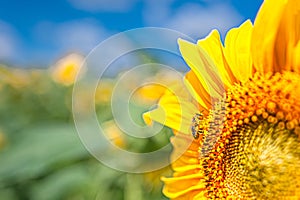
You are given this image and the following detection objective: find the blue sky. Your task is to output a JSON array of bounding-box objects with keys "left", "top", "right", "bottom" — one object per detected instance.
[{"left": 0, "top": 0, "right": 263, "bottom": 67}]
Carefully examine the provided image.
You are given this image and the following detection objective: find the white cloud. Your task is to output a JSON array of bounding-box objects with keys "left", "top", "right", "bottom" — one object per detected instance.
[
  {"left": 1, "top": 18, "right": 129, "bottom": 66},
  {"left": 143, "top": 2, "right": 243, "bottom": 40},
  {"left": 54, "top": 20, "right": 106, "bottom": 52},
  {"left": 143, "top": 0, "right": 174, "bottom": 25},
  {"left": 0, "top": 21, "right": 20, "bottom": 62},
  {"left": 68, "top": 0, "right": 138, "bottom": 12},
  {"left": 168, "top": 3, "right": 243, "bottom": 39},
  {"left": 34, "top": 19, "right": 108, "bottom": 55}
]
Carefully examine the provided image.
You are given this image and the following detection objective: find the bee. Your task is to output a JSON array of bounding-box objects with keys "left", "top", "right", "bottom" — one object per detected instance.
[{"left": 191, "top": 112, "right": 204, "bottom": 139}]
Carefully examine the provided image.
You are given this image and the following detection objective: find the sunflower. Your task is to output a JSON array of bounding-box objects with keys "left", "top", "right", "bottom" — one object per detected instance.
[
  {"left": 51, "top": 53, "right": 84, "bottom": 86},
  {"left": 143, "top": 0, "right": 300, "bottom": 199}
]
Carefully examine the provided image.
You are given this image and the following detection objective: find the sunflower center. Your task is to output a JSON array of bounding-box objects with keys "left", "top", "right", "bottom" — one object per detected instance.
[
  {"left": 225, "top": 71, "right": 300, "bottom": 135},
  {"left": 195, "top": 71, "right": 300, "bottom": 199},
  {"left": 225, "top": 121, "right": 300, "bottom": 199}
]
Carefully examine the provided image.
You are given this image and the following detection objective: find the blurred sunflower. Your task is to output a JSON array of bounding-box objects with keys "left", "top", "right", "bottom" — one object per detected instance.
[
  {"left": 95, "top": 79, "right": 114, "bottom": 104},
  {"left": 102, "top": 120, "right": 126, "bottom": 148},
  {"left": 51, "top": 53, "right": 84, "bottom": 86},
  {"left": 144, "top": 0, "right": 300, "bottom": 199},
  {"left": 134, "top": 69, "right": 182, "bottom": 105},
  {"left": 0, "top": 129, "right": 6, "bottom": 150}
]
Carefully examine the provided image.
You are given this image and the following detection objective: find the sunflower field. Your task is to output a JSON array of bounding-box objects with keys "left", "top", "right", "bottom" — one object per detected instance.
[{"left": 0, "top": 54, "right": 175, "bottom": 200}]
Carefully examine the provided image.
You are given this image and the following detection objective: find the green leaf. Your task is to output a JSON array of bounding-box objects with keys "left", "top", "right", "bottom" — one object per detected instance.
[
  {"left": 0, "top": 123, "right": 90, "bottom": 186},
  {"left": 0, "top": 188, "right": 18, "bottom": 200},
  {"left": 29, "top": 164, "right": 91, "bottom": 200}
]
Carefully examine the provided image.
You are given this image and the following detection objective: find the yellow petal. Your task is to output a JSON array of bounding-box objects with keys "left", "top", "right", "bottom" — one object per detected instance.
[
  {"left": 251, "top": 0, "right": 286, "bottom": 73},
  {"left": 143, "top": 84, "right": 197, "bottom": 135},
  {"left": 162, "top": 182, "right": 206, "bottom": 200},
  {"left": 251, "top": 0, "right": 300, "bottom": 73},
  {"left": 160, "top": 133, "right": 207, "bottom": 199},
  {"left": 292, "top": 41, "right": 300, "bottom": 71},
  {"left": 224, "top": 20, "right": 253, "bottom": 82},
  {"left": 183, "top": 70, "right": 210, "bottom": 110},
  {"left": 275, "top": 0, "right": 300, "bottom": 72},
  {"left": 198, "top": 30, "right": 237, "bottom": 86},
  {"left": 169, "top": 134, "right": 200, "bottom": 171},
  {"left": 178, "top": 38, "right": 225, "bottom": 104}
]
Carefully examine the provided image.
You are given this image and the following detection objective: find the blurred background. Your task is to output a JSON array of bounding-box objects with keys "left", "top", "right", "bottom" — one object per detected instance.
[{"left": 0, "top": 0, "right": 262, "bottom": 199}]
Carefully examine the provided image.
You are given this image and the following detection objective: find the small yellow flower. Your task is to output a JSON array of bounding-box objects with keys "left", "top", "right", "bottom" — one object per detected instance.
[
  {"left": 144, "top": 0, "right": 300, "bottom": 199},
  {"left": 102, "top": 120, "right": 126, "bottom": 148},
  {"left": 95, "top": 79, "right": 114, "bottom": 104},
  {"left": 51, "top": 53, "right": 84, "bottom": 85}
]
